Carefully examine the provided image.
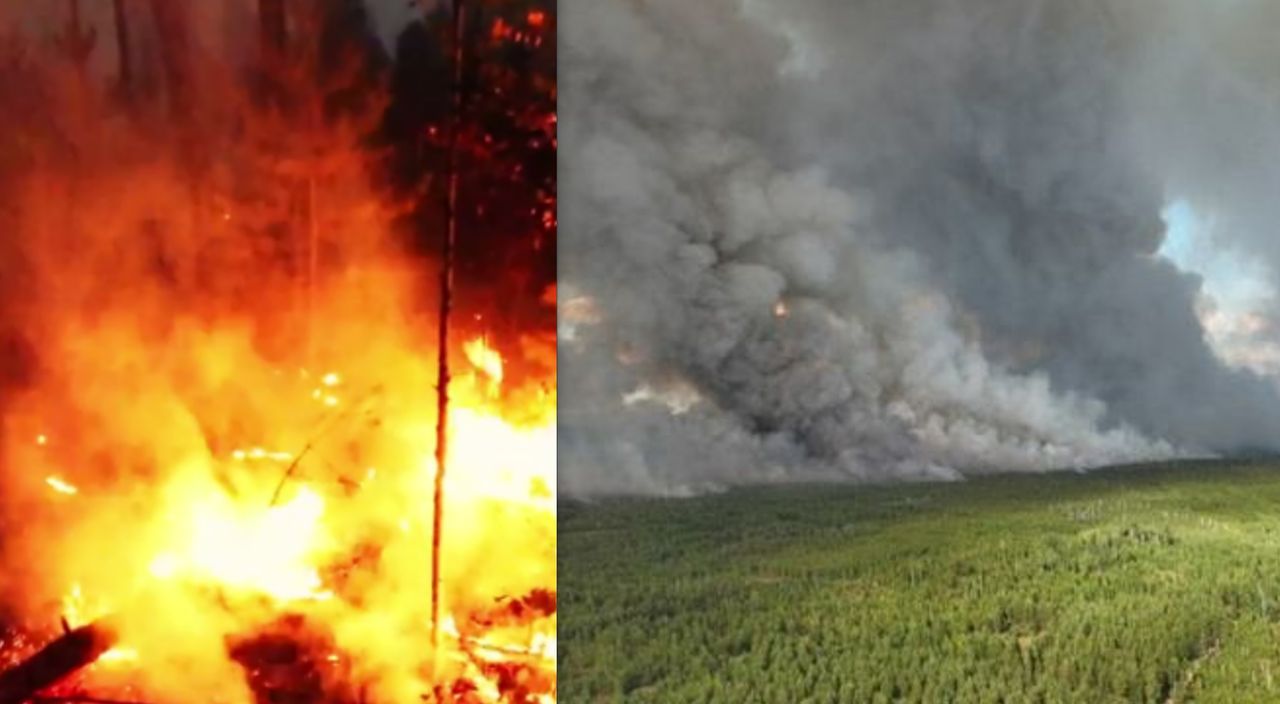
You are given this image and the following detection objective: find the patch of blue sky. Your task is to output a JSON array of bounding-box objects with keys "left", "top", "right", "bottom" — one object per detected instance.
[{"left": 1159, "top": 199, "right": 1274, "bottom": 310}]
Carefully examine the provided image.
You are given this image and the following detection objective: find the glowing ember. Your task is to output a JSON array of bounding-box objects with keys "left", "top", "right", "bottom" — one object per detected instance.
[
  {"left": 45, "top": 476, "right": 78, "bottom": 495},
  {"left": 99, "top": 647, "right": 139, "bottom": 664}
]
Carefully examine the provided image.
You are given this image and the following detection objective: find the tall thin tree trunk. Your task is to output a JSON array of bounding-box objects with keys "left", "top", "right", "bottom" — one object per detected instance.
[
  {"left": 432, "top": 0, "right": 467, "bottom": 657},
  {"left": 68, "top": 0, "right": 82, "bottom": 56},
  {"left": 63, "top": 0, "right": 95, "bottom": 81},
  {"left": 67, "top": 0, "right": 82, "bottom": 80},
  {"left": 112, "top": 0, "right": 131, "bottom": 98},
  {"left": 306, "top": 167, "right": 318, "bottom": 364},
  {"left": 147, "top": 0, "right": 200, "bottom": 306},
  {"left": 259, "top": 0, "right": 287, "bottom": 58},
  {"left": 149, "top": 0, "right": 189, "bottom": 120}
]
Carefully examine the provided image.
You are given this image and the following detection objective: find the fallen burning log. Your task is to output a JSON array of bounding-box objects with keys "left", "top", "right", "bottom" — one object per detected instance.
[{"left": 0, "top": 619, "right": 118, "bottom": 704}]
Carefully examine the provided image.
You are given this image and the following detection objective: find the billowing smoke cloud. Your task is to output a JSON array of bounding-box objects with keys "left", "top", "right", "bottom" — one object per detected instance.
[{"left": 559, "top": 0, "right": 1280, "bottom": 495}]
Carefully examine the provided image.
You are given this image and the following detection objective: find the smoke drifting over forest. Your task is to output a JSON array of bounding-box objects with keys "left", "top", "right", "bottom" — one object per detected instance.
[{"left": 559, "top": 0, "right": 1280, "bottom": 495}]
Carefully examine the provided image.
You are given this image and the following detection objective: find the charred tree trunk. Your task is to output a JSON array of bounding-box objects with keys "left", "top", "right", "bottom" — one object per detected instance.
[
  {"left": 0, "top": 620, "right": 118, "bottom": 704},
  {"left": 147, "top": 1, "right": 204, "bottom": 303},
  {"left": 255, "top": 0, "right": 288, "bottom": 111},
  {"left": 259, "top": 0, "right": 287, "bottom": 57},
  {"left": 60, "top": 0, "right": 96, "bottom": 81},
  {"left": 148, "top": 0, "right": 191, "bottom": 121},
  {"left": 432, "top": 0, "right": 467, "bottom": 653},
  {"left": 112, "top": 0, "right": 132, "bottom": 99}
]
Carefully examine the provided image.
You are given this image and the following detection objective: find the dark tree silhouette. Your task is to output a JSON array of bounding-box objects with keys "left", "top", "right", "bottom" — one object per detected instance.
[{"left": 380, "top": 0, "right": 556, "bottom": 381}]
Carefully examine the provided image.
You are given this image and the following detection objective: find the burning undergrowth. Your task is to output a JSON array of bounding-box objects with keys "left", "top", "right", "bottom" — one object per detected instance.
[{"left": 0, "top": 3, "right": 554, "bottom": 703}]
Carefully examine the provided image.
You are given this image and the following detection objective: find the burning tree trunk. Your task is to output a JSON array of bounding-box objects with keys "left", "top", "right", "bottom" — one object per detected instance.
[
  {"left": 112, "top": 0, "right": 132, "bottom": 99},
  {"left": 432, "top": 0, "right": 467, "bottom": 651},
  {"left": 0, "top": 620, "right": 118, "bottom": 704}
]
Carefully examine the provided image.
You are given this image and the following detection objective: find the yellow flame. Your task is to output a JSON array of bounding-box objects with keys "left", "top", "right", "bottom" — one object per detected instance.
[
  {"left": 463, "top": 336, "right": 504, "bottom": 384},
  {"left": 147, "top": 486, "right": 331, "bottom": 603},
  {"left": 99, "top": 647, "right": 139, "bottom": 664}
]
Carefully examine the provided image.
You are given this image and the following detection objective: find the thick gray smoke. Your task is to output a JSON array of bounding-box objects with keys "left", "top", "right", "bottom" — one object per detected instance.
[{"left": 559, "top": 0, "right": 1280, "bottom": 495}]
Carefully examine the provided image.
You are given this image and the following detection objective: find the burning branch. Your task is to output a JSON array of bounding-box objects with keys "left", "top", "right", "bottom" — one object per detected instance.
[{"left": 267, "top": 384, "right": 384, "bottom": 507}]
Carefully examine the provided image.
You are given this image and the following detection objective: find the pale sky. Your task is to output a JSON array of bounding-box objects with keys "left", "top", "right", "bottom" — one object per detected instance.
[
  {"left": 1160, "top": 200, "right": 1271, "bottom": 308},
  {"left": 1159, "top": 199, "right": 1280, "bottom": 376}
]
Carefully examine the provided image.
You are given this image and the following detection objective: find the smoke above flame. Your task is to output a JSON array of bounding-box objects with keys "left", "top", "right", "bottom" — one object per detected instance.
[{"left": 560, "top": 0, "right": 1280, "bottom": 495}]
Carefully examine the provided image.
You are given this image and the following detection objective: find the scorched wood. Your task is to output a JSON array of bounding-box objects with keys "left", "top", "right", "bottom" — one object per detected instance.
[{"left": 0, "top": 620, "right": 118, "bottom": 704}]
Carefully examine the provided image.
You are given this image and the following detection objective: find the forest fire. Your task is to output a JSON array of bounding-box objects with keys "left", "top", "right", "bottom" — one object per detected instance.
[
  {"left": 1, "top": 340, "right": 556, "bottom": 703},
  {"left": 0, "top": 1, "right": 555, "bottom": 703}
]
